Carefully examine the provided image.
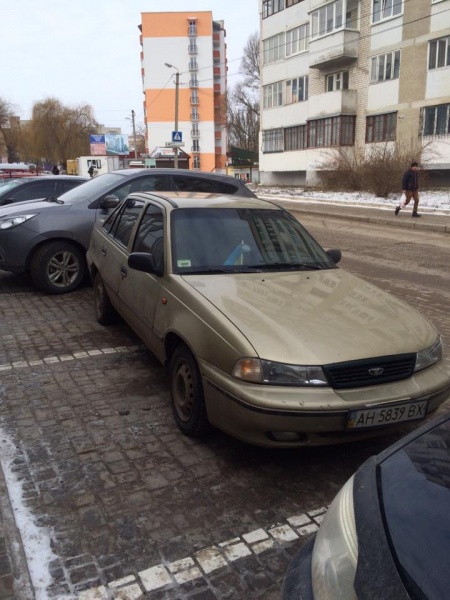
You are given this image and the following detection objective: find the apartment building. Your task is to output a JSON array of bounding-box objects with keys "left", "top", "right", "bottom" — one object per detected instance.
[
  {"left": 260, "top": 0, "right": 450, "bottom": 185},
  {"left": 139, "top": 11, "right": 227, "bottom": 172}
]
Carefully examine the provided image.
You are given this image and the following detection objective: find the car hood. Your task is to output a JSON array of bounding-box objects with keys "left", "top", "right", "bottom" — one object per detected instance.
[
  {"left": 0, "top": 199, "right": 69, "bottom": 215},
  {"left": 183, "top": 269, "right": 437, "bottom": 364}
]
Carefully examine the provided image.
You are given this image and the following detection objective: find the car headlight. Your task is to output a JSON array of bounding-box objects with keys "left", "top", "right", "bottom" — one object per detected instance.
[
  {"left": 232, "top": 358, "right": 328, "bottom": 386},
  {"left": 414, "top": 337, "right": 442, "bottom": 372},
  {"left": 0, "top": 214, "right": 36, "bottom": 230},
  {"left": 312, "top": 476, "right": 358, "bottom": 600}
]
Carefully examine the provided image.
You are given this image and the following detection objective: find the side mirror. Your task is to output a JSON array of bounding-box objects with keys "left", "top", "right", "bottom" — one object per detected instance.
[
  {"left": 327, "top": 249, "right": 342, "bottom": 264},
  {"left": 128, "top": 252, "right": 163, "bottom": 277},
  {"left": 100, "top": 195, "right": 120, "bottom": 209}
]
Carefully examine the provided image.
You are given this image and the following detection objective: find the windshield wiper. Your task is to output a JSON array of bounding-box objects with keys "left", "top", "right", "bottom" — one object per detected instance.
[
  {"left": 246, "top": 262, "right": 324, "bottom": 270},
  {"left": 44, "top": 196, "right": 64, "bottom": 204}
]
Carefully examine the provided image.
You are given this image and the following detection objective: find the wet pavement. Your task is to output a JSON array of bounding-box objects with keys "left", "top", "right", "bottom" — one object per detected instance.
[{"left": 1, "top": 198, "right": 449, "bottom": 599}]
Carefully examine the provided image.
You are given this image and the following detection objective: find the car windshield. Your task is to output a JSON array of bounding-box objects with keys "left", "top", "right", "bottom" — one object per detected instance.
[
  {"left": 55, "top": 172, "right": 127, "bottom": 204},
  {"left": 171, "top": 207, "right": 336, "bottom": 274},
  {"left": 0, "top": 179, "right": 25, "bottom": 193}
]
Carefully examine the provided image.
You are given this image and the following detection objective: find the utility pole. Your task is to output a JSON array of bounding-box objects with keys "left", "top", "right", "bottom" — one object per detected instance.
[
  {"left": 131, "top": 109, "right": 138, "bottom": 159},
  {"left": 165, "top": 63, "right": 180, "bottom": 169}
]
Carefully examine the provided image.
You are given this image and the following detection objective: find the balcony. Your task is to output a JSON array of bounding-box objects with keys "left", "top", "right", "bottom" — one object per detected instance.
[
  {"left": 189, "top": 79, "right": 198, "bottom": 88},
  {"left": 188, "top": 26, "right": 197, "bottom": 36},
  {"left": 191, "top": 129, "right": 200, "bottom": 138},
  {"left": 190, "top": 96, "right": 199, "bottom": 105},
  {"left": 307, "top": 89, "right": 357, "bottom": 120},
  {"left": 190, "top": 113, "right": 199, "bottom": 121},
  {"left": 189, "top": 61, "right": 198, "bottom": 71},
  {"left": 188, "top": 45, "right": 198, "bottom": 55},
  {"left": 191, "top": 145, "right": 200, "bottom": 153},
  {"left": 309, "top": 30, "right": 359, "bottom": 69}
]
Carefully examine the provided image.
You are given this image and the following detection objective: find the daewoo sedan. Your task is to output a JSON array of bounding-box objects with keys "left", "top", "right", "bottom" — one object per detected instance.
[
  {"left": 282, "top": 411, "right": 450, "bottom": 599},
  {"left": 87, "top": 192, "right": 450, "bottom": 447}
]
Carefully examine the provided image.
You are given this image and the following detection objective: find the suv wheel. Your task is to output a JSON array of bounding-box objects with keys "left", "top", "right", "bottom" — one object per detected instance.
[
  {"left": 30, "top": 241, "right": 85, "bottom": 294},
  {"left": 169, "top": 345, "right": 210, "bottom": 437}
]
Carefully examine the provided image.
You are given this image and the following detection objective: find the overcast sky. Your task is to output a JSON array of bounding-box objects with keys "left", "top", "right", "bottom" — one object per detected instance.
[{"left": 3, "top": 0, "right": 260, "bottom": 134}]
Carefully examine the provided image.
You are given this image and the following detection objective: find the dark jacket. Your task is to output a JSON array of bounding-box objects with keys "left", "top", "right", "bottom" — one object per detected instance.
[{"left": 402, "top": 169, "right": 419, "bottom": 191}]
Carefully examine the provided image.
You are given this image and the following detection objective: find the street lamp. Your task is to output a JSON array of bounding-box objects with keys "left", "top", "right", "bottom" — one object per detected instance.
[{"left": 165, "top": 63, "right": 180, "bottom": 169}]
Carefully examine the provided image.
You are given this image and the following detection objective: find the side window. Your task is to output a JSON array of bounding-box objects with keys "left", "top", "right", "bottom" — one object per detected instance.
[
  {"left": 109, "top": 198, "right": 145, "bottom": 248},
  {"left": 129, "top": 176, "right": 169, "bottom": 193},
  {"left": 56, "top": 180, "right": 82, "bottom": 195},
  {"left": 214, "top": 181, "right": 240, "bottom": 194},
  {"left": 12, "top": 181, "right": 57, "bottom": 200},
  {"left": 173, "top": 176, "right": 216, "bottom": 193},
  {"left": 133, "top": 205, "right": 165, "bottom": 272}
]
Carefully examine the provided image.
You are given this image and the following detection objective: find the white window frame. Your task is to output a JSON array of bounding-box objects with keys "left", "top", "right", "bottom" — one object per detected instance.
[
  {"left": 428, "top": 36, "right": 450, "bottom": 70},
  {"left": 326, "top": 71, "right": 349, "bottom": 91},
  {"left": 370, "top": 50, "right": 401, "bottom": 83},
  {"left": 263, "top": 81, "right": 284, "bottom": 109},
  {"left": 372, "top": 0, "right": 402, "bottom": 24},
  {"left": 311, "top": 1, "right": 343, "bottom": 39},
  {"left": 286, "top": 23, "right": 309, "bottom": 57},
  {"left": 262, "top": 128, "right": 284, "bottom": 153},
  {"left": 285, "top": 76, "right": 308, "bottom": 104},
  {"left": 263, "top": 33, "right": 285, "bottom": 64}
]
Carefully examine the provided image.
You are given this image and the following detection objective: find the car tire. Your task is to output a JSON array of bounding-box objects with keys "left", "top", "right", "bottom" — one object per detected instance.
[
  {"left": 30, "top": 241, "right": 86, "bottom": 294},
  {"left": 94, "top": 272, "right": 118, "bottom": 325},
  {"left": 169, "top": 344, "right": 210, "bottom": 437}
]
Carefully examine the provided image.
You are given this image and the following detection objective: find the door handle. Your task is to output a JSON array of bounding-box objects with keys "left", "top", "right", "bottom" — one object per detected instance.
[
  {"left": 120, "top": 266, "right": 127, "bottom": 279},
  {"left": 101, "top": 247, "right": 107, "bottom": 256}
]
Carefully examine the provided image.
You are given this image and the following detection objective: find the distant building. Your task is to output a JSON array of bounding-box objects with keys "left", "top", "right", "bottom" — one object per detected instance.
[
  {"left": 139, "top": 11, "right": 228, "bottom": 172},
  {"left": 259, "top": 0, "right": 450, "bottom": 186}
]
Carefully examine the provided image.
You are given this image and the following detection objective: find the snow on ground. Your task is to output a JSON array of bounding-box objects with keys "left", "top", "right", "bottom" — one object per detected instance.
[{"left": 252, "top": 187, "right": 450, "bottom": 213}]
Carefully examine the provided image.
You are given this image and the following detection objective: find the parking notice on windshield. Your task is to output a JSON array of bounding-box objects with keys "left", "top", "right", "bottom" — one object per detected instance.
[{"left": 347, "top": 400, "right": 428, "bottom": 429}]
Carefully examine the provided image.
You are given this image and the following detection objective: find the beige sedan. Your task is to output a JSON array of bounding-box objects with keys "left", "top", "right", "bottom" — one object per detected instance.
[{"left": 87, "top": 192, "right": 450, "bottom": 447}]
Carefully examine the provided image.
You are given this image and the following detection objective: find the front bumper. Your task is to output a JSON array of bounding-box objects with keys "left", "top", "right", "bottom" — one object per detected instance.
[{"left": 200, "top": 358, "right": 450, "bottom": 447}]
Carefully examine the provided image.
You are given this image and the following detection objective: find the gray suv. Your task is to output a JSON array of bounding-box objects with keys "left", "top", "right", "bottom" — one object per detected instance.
[{"left": 0, "top": 168, "right": 256, "bottom": 294}]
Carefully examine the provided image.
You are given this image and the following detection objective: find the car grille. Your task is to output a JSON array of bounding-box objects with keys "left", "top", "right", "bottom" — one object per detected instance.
[{"left": 323, "top": 353, "right": 416, "bottom": 389}]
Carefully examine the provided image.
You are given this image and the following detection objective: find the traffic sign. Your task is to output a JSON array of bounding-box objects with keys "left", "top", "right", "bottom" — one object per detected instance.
[
  {"left": 165, "top": 141, "right": 185, "bottom": 147},
  {"left": 172, "top": 131, "right": 183, "bottom": 142}
]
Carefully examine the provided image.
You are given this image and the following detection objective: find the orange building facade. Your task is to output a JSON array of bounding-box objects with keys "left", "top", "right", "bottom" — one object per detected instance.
[{"left": 140, "top": 11, "right": 227, "bottom": 172}]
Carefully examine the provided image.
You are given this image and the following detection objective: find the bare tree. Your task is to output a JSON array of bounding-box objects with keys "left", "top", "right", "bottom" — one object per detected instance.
[
  {"left": 227, "top": 32, "right": 260, "bottom": 154},
  {"left": 0, "top": 98, "right": 22, "bottom": 162}
]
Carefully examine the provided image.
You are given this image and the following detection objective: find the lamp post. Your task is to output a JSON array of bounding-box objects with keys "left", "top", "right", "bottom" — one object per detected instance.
[{"left": 165, "top": 63, "right": 180, "bottom": 169}]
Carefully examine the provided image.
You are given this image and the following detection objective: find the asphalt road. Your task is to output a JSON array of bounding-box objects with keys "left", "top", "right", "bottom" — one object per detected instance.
[{"left": 0, "top": 207, "right": 449, "bottom": 599}]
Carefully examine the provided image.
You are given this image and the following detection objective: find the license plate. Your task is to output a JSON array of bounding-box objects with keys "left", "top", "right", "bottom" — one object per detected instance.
[{"left": 347, "top": 400, "right": 428, "bottom": 429}]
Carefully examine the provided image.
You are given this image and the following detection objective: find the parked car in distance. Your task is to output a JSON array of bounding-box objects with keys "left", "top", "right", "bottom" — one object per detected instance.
[
  {"left": 87, "top": 191, "right": 450, "bottom": 448},
  {"left": 0, "top": 168, "right": 256, "bottom": 294},
  {"left": 0, "top": 175, "right": 88, "bottom": 206},
  {"left": 282, "top": 411, "right": 450, "bottom": 599}
]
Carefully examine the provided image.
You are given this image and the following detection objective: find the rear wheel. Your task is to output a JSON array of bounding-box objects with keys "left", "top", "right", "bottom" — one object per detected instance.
[
  {"left": 169, "top": 345, "right": 210, "bottom": 437},
  {"left": 30, "top": 241, "right": 85, "bottom": 294},
  {"left": 93, "top": 272, "right": 118, "bottom": 325}
]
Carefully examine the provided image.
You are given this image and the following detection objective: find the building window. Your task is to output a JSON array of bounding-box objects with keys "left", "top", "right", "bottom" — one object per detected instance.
[
  {"left": 326, "top": 71, "right": 349, "bottom": 91},
  {"left": 285, "top": 125, "right": 307, "bottom": 150},
  {"left": 193, "top": 155, "right": 201, "bottom": 169},
  {"left": 192, "top": 140, "right": 200, "bottom": 152},
  {"left": 370, "top": 50, "right": 400, "bottom": 82},
  {"left": 263, "top": 33, "right": 285, "bottom": 64},
  {"left": 263, "top": 0, "right": 285, "bottom": 19},
  {"left": 188, "top": 21, "right": 197, "bottom": 35},
  {"left": 372, "top": 0, "right": 402, "bottom": 23},
  {"left": 263, "top": 81, "right": 284, "bottom": 109},
  {"left": 421, "top": 103, "right": 450, "bottom": 136},
  {"left": 311, "top": 1, "right": 343, "bottom": 39},
  {"left": 366, "top": 112, "right": 397, "bottom": 142},
  {"left": 308, "top": 115, "right": 355, "bottom": 148},
  {"left": 429, "top": 36, "right": 450, "bottom": 70},
  {"left": 286, "top": 0, "right": 303, "bottom": 6},
  {"left": 262, "top": 129, "right": 284, "bottom": 152},
  {"left": 286, "top": 76, "right": 308, "bottom": 104},
  {"left": 286, "top": 24, "right": 309, "bottom": 56}
]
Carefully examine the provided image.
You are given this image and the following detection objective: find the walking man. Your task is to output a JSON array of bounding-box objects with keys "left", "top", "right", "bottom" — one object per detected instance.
[{"left": 395, "top": 162, "right": 421, "bottom": 217}]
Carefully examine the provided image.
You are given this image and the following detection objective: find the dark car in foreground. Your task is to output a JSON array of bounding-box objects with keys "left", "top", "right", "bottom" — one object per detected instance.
[
  {"left": 282, "top": 411, "right": 450, "bottom": 598},
  {"left": 87, "top": 191, "right": 449, "bottom": 447},
  {"left": 0, "top": 168, "right": 255, "bottom": 294},
  {"left": 0, "top": 175, "right": 88, "bottom": 206}
]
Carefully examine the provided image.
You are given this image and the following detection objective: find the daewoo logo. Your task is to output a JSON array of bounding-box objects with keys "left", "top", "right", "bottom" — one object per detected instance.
[{"left": 368, "top": 367, "right": 384, "bottom": 376}]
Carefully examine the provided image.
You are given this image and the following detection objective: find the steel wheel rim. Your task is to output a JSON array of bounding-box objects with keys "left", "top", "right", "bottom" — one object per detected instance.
[
  {"left": 173, "top": 361, "right": 194, "bottom": 422},
  {"left": 47, "top": 251, "right": 80, "bottom": 288}
]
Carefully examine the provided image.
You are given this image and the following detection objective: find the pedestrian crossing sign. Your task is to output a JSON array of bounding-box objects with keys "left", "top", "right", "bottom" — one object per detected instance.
[{"left": 172, "top": 131, "right": 183, "bottom": 142}]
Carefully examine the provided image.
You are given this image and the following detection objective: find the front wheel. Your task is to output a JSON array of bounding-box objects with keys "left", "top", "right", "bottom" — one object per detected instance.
[
  {"left": 93, "top": 272, "right": 119, "bottom": 325},
  {"left": 169, "top": 345, "right": 210, "bottom": 437},
  {"left": 30, "top": 241, "right": 86, "bottom": 294}
]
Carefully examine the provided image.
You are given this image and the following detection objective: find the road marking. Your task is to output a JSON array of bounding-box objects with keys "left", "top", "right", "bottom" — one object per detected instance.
[{"left": 77, "top": 510, "right": 324, "bottom": 599}]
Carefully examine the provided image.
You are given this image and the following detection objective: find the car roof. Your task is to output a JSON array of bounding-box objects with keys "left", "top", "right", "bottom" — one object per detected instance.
[
  {"left": 111, "top": 168, "right": 249, "bottom": 183},
  {"left": 1, "top": 175, "right": 88, "bottom": 183},
  {"left": 127, "top": 191, "right": 279, "bottom": 210}
]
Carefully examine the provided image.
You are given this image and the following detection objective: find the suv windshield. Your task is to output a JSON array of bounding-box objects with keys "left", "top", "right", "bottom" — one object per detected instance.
[
  {"left": 171, "top": 208, "right": 336, "bottom": 274},
  {"left": 55, "top": 173, "right": 127, "bottom": 204}
]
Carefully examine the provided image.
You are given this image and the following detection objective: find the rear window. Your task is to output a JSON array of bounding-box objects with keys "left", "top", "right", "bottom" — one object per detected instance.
[{"left": 173, "top": 175, "right": 238, "bottom": 195}]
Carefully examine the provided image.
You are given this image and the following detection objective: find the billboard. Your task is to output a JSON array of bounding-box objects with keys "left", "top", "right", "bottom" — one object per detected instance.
[
  {"left": 90, "top": 134, "right": 106, "bottom": 155},
  {"left": 105, "top": 134, "right": 129, "bottom": 155}
]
